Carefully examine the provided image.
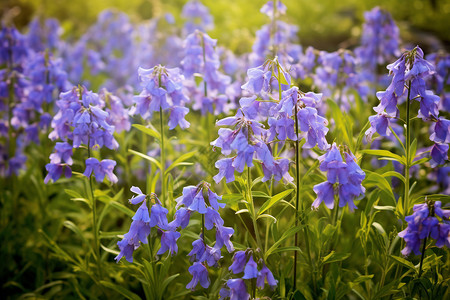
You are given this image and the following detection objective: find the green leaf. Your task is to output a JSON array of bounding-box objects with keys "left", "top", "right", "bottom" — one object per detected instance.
[
  {"left": 390, "top": 255, "right": 417, "bottom": 274},
  {"left": 235, "top": 209, "right": 249, "bottom": 215},
  {"left": 161, "top": 274, "right": 180, "bottom": 295},
  {"left": 322, "top": 251, "right": 350, "bottom": 264},
  {"left": 132, "top": 124, "right": 160, "bottom": 140},
  {"left": 410, "top": 138, "right": 418, "bottom": 163},
  {"left": 268, "top": 246, "right": 302, "bottom": 255},
  {"left": 353, "top": 274, "right": 374, "bottom": 284},
  {"left": 64, "top": 189, "right": 83, "bottom": 199},
  {"left": 100, "top": 244, "right": 120, "bottom": 255},
  {"left": 373, "top": 205, "right": 395, "bottom": 211},
  {"left": 363, "top": 170, "right": 396, "bottom": 206},
  {"left": 99, "top": 231, "right": 124, "bottom": 239},
  {"left": 382, "top": 171, "right": 406, "bottom": 184},
  {"left": 165, "top": 151, "right": 195, "bottom": 175},
  {"left": 220, "top": 194, "right": 243, "bottom": 204},
  {"left": 257, "top": 213, "right": 277, "bottom": 223},
  {"left": 63, "top": 221, "right": 89, "bottom": 246},
  {"left": 252, "top": 191, "right": 270, "bottom": 198},
  {"left": 279, "top": 71, "right": 289, "bottom": 85},
  {"left": 411, "top": 157, "right": 430, "bottom": 166},
  {"left": 100, "top": 281, "right": 141, "bottom": 300},
  {"left": 109, "top": 201, "right": 135, "bottom": 217},
  {"left": 258, "top": 189, "right": 294, "bottom": 216},
  {"left": 128, "top": 149, "right": 161, "bottom": 170},
  {"left": 265, "top": 226, "right": 303, "bottom": 259},
  {"left": 360, "top": 149, "right": 406, "bottom": 165},
  {"left": 194, "top": 73, "right": 204, "bottom": 86}
]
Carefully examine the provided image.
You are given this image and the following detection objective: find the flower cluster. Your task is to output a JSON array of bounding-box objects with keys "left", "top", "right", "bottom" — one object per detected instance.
[
  {"left": 312, "top": 143, "right": 366, "bottom": 211},
  {"left": 182, "top": 0, "right": 214, "bottom": 35},
  {"left": 211, "top": 109, "right": 272, "bottom": 183},
  {"left": 46, "top": 86, "right": 118, "bottom": 183},
  {"left": 175, "top": 182, "right": 234, "bottom": 290},
  {"left": 399, "top": 200, "right": 450, "bottom": 256},
  {"left": 355, "top": 7, "right": 400, "bottom": 79},
  {"left": 1, "top": 26, "right": 71, "bottom": 176},
  {"left": 134, "top": 65, "right": 190, "bottom": 130},
  {"left": 26, "top": 17, "right": 62, "bottom": 53},
  {"left": 270, "top": 86, "right": 329, "bottom": 150},
  {"left": 314, "top": 50, "right": 369, "bottom": 110},
  {"left": 249, "top": 0, "right": 300, "bottom": 69},
  {"left": 366, "top": 46, "right": 450, "bottom": 168},
  {"left": 219, "top": 250, "right": 277, "bottom": 299},
  {"left": 115, "top": 188, "right": 177, "bottom": 262},
  {"left": 181, "top": 30, "right": 232, "bottom": 115}
]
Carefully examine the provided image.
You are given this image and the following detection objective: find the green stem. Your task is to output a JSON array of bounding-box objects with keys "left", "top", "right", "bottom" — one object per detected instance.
[
  {"left": 404, "top": 80, "right": 412, "bottom": 217},
  {"left": 293, "top": 99, "right": 314, "bottom": 292},
  {"left": 418, "top": 238, "right": 427, "bottom": 278},
  {"left": 248, "top": 167, "right": 263, "bottom": 251},
  {"left": 332, "top": 196, "right": 339, "bottom": 226},
  {"left": 87, "top": 142, "right": 102, "bottom": 278},
  {"left": 159, "top": 107, "right": 166, "bottom": 207},
  {"left": 202, "top": 213, "right": 206, "bottom": 243}
]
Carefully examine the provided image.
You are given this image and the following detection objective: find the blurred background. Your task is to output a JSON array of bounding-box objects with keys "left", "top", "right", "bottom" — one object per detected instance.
[{"left": 1, "top": 0, "right": 449, "bottom": 54}]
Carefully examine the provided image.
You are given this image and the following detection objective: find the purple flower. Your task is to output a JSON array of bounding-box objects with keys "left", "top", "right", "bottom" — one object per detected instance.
[
  {"left": 434, "top": 201, "right": 450, "bottom": 220},
  {"left": 229, "top": 250, "right": 247, "bottom": 274},
  {"left": 430, "top": 143, "right": 449, "bottom": 167},
  {"left": 188, "top": 189, "right": 208, "bottom": 214},
  {"left": 365, "top": 113, "right": 391, "bottom": 140},
  {"left": 129, "top": 186, "right": 146, "bottom": 205},
  {"left": 175, "top": 185, "right": 199, "bottom": 208},
  {"left": 115, "top": 238, "right": 139, "bottom": 263},
  {"left": 134, "top": 65, "right": 190, "bottom": 129},
  {"left": 182, "top": 0, "right": 214, "bottom": 34},
  {"left": 168, "top": 106, "right": 190, "bottom": 130},
  {"left": 186, "top": 262, "right": 210, "bottom": 290},
  {"left": 434, "top": 223, "right": 450, "bottom": 248},
  {"left": 226, "top": 279, "right": 249, "bottom": 300},
  {"left": 215, "top": 225, "right": 234, "bottom": 252},
  {"left": 83, "top": 157, "right": 118, "bottom": 184},
  {"left": 44, "top": 163, "right": 72, "bottom": 184},
  {"left": 49, "top": 142, "right": 73, "bottom": 165},
  {"left": 188, "top": 239, "right": 206, "bottom": 262},
  {"left": 208, "top": 189, "right": 225, "bottom": 211},
  {"left": 430, "top": 117, "right": 450, "bottom": 144},
  {"left": 126, "top": 219, "right": 151, "bottom": 245},
  {"left": 256, "top": 263, "right": 278, "bottom": 289},
  {"left": 202, "top": 245, "right": 222, "bottom": 267},
  {"left": 312, "top": 182, "right": 335, "bottom": 209},
  {"left": 168, "top": 207, "right": 191, "bottom": 230},
  {"left": 132, "top": 201, "right": 151, "bottom": 223},
  {"left": 418, "top": 91, "right": 440, "bottom": 121},
  {"left": 213, "top": 158, "right": 235, "bottom": 183},
  {"left": 241, "top": 65, "right": 271, "bottom": 95},
  {"left": 205, "top": 207, "right": 224, "bottom": 230},
  {"left": 260, "top": 0, "right": 287, "bottom": 18},
  {"left": 149, "top": 203, "right": 169, "bottom": 229},
  {"left": 355, "top": 7, "right": 400, "bottom": 72},
  {"left": 242, "top": 255, "right": 258, "bottom": 279},
  {"left": 157, "top": 230, "right": 181, "bottom": 255},
  {"left": 399, "top": 200, "right": 449, "bottom": 256}
]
